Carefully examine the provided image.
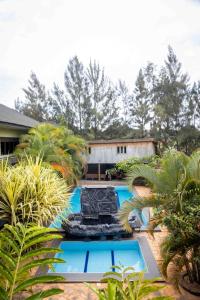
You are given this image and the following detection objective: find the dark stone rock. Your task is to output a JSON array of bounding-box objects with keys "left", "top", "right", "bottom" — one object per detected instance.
[{"left": 62, "top": 186, "right": 140, "bottom": 238}]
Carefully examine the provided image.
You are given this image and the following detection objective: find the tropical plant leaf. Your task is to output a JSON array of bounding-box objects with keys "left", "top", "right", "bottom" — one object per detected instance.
[
  {"left": 21, "top": 247, "right": 63, "bottom": 261},
  {"left": 0, "top": 224, "right": 64, "bottom": 299},
  {"left": 18, "top": 258, "right": 65, "bottom": 275},
  {"left": 0, "top": 287, "right": 8, "bottom": 300},
  {"left": 25, "top": 288, "right": 64, "bottom": 300},
  {"left": 14, "top": 275, "right": 64, "bottom": 293},
  {"left": 0, "top": 249, "right": 16, "bottom": 268},
  {"left": 87, "top": 266, "right": 174, "bottom": 300},
  {"left": 0, "top": 156, "right": 71, "bottom": 226},
  {"left": 0, "top": 263, "right": 13, "bottom": 283},
  {"left": 23, "top": 234, "right": 62, "bottom": 251}
]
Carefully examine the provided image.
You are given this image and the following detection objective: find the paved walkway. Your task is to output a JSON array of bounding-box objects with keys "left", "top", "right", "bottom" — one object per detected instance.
[{"left": 33, "top": 183, "right": 181, "bottom": 299}]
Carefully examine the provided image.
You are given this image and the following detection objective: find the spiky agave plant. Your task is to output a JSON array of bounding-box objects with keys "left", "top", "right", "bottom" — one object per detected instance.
[
  {"left": 87, "top": 265, "right": 173, "bottom": 300},
  {"left": 0, "top": 157, "right": 70, "bottom": 226},
  {"left": 0, "top": 223, "right": 65, "bottom": 300}
]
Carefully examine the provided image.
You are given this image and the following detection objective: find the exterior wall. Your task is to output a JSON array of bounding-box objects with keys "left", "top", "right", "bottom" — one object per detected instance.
[
  {"left": 87, "top": 142, "right": 155, "bottom": 164},
  {"left": 0, "top": 126, "right": 27, "bottom": 157},
  {"left": 0, "top": 127, "right": 26, "bottom": 138}
]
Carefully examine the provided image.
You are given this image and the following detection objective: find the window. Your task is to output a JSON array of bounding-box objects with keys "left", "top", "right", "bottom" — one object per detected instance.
[
  {"left": 117, "top": 145, "right": 127, "bottom": 154},
  {"left": 0, "top": 138, "right": 19, "bottom": 155},
  {"left": 88, "top": 147, "right": 91, "bottom": 154}
]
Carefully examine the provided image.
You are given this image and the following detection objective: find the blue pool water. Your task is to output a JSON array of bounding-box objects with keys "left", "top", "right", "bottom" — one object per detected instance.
[
  {"left": 50, "top": 186, "right": 133, "bottom": 228},
  {"left": 49, "top": 240, "right": 147, "bottom": 273}
]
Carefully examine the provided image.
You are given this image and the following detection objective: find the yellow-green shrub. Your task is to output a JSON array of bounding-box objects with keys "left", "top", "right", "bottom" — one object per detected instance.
[{"left": 0, "top": 157, "right": 70, "bottom": 226}]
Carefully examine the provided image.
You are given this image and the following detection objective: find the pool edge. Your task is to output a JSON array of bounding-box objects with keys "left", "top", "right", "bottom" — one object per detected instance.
[{"left": 37, "top": 237, "right": 162, "bottom": 282}]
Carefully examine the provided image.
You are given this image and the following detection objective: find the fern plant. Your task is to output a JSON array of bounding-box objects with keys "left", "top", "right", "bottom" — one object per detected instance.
[
  {"left": 87, "top": 265, "right": 173, "bottom": 300},
  {"left": 0, "top": 223, "right": 65, "bottom": 300}
]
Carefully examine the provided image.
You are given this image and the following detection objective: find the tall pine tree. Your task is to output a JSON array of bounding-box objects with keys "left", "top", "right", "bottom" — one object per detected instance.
[
  {"left": 51, "top": 83, "right": 75, "bottom": 129},
  {"left": 87, "top": 60, "right": 110, "bottom": 138},
  {"left": 15, "top": 72, "right": 51, "bottom": 121},
  {"left": 130, "top": 69, "right": 152, "bottom": 137},
  {"left": 64, "top": 56, "right": 91, "bottom": 133},
  {"left": 151, "top": 46, "right": 189, "bottom": 142}
]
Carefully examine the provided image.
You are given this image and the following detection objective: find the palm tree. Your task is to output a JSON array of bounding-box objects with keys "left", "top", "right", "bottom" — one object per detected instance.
[
  {"left": 118, "top": 149, "right": 200, "bottom": 284},
  {"left": 118, "top": 149, "right": 200, "bottom": 231},
  {"left": 15, "top": 123, "right": 87, "bottom": 185}
]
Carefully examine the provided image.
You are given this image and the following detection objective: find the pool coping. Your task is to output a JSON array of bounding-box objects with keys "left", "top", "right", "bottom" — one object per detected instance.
[{"left": 37, "top": 236, "right": 161, "bottom": 282}]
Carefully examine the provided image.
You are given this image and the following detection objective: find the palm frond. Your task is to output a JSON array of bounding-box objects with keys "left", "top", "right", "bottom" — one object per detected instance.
[
  {"left": 118, "top": 196, "right": 159, "bottom": 232},
  {"left": 0, "top": 224, "right": 64, "bottom": 299},
  {"left": 127, "top": 165, "right": 159, "bottom": 188}
]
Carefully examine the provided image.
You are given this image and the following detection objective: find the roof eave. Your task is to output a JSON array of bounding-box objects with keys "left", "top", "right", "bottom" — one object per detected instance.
[
  {"left": 87, "top": 138, "right": 157, "bottom": 145},
  {"left": 0, "top": 121, "right": 33, "bottom": 131}
]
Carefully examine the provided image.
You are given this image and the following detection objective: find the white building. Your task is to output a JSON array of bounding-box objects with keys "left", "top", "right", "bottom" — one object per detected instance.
[{"left": 86, "top": 138, "right": 157, "bottom": 180}]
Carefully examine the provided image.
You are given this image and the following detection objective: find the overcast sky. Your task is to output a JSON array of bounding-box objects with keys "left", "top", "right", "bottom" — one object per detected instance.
[{"left": 0, "top": 0, "right": 200, "bottom": 108}]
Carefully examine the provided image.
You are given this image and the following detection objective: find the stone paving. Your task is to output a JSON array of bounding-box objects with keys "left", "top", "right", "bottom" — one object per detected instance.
[{"left": 32, "top": 182, "right": 181, "bottom": 299}]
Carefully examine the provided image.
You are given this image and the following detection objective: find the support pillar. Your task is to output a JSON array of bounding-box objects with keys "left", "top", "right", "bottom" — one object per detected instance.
[{"left": 98, "top": 163, "right": 101, "bottom": 181}]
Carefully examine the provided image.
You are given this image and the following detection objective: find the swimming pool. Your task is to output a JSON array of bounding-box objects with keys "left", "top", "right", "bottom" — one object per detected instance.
[
  {"left": 50, "top": 185, "right": 141, "bottom": 229},
  {"left": 49, "top": 240, "right": 146, "bottom": 273},
  {"left": 46, "top": 237, "right": 160, "bottom": 281}
]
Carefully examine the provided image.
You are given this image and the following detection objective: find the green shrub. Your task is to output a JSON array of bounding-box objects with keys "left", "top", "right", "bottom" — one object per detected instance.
[
  {"left": 106, "top": 155, "right": 160, "bottom": 179},
  {"left": 119, "top": 149, "right": 200, "bottom": 285},
  {"left": 87, "top": 265, "right": 173, "bottom": 300},
  {"left": 0, "top": 157, "right": 70, "bottom": 226}
]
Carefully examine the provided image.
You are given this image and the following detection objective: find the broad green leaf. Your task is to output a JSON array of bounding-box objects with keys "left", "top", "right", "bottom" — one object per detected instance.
[
  {"left": 25, "top": 288, "right": 64, "bottom": 300},
  {"left": 23, "top": 234, "right": 62, "bottom": 251},
  {"left": 0, "top": 287, "right": 8, "bottom": 300},
  {"left": 25, "top": 228, "right": 60, "bottom": 242},
  {"left": 138, "top": 285, "right": 165, "bottom": 297},
  {"left": 18, "top": 258, "right": 65, "bottom": 275},
  {"left": 0, "top": 249, "right": 16, "bottom": 268},
  {"left": 21, "top": 247, "right": 62, "bottom": 261},
  {"left": 26, "top": 226, "right": 58, "bottom": 234},
  {"left": 4, "top": 225, "right": 22, "bottom": 244},
  {"left": 14, "top": 275, "right": 64, "bottom": 293},
  {"left": 0, "top": 234, "right": 19, "bottom": 254},
  {"left": 103, "top": 271, "right": 121, "bottom": 279},
  {"left": 0, "top": 263, "right": 13, "bottom": 283}
]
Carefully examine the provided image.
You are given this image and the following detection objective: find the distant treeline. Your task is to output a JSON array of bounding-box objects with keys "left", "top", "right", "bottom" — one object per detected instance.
[{"left": 15, "top": 46, "right": 200, "bottom": 154}]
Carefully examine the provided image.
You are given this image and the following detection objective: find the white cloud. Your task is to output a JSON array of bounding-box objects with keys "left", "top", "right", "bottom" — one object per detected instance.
[{"left": 0, "top": 0, "right": 200, "bottom": 107}]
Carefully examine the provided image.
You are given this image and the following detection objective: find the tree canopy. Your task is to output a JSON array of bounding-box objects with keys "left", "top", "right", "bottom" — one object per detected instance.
[{"left": 15, "top": 46, "right": 200, "bottom": 153}]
